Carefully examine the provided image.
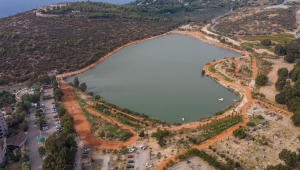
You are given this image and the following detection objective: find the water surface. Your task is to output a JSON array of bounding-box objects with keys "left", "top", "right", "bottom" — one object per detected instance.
[
  {"left": 0, "top": 0, "right": 133, "bottom": 18},
  {"left": 66, "top": 34, "right": 241, "bottom": 122}
]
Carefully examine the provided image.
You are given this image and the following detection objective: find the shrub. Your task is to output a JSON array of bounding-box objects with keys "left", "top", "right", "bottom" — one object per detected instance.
[
  {"left": 260, "top": 39, "right": 271, "bottom": 46},
  {"left": 246, "top": 122, "right": 256, "bottom": 127},
  {"left": 255, "top": 74, "right": 269, "bottom": 86}
]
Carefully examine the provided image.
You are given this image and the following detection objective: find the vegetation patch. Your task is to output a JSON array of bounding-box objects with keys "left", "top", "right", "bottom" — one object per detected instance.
[
  {"left": 242, "top": 33, "right": 294, "bottom": 43},
  {"left": 188, "top": 115, "right": 242, "bottom": 145}
]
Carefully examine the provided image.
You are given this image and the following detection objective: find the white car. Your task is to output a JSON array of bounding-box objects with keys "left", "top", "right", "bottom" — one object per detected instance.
[{"left": 145, "top": 163, "right": 152, "bottom": 168}]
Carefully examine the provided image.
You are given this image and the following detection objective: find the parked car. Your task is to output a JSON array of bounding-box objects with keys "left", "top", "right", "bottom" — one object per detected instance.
[
  {"left": 42, "top": 126, "right": 48, "bottom": 131},
  {"left": 125, "top": 165, "right": 134, "bottom": 168},
  {"left": 145, "top": 163, "right": 153, "bottom": 168},
  {"left": 53, "top": 115, "right": 58, "bottom": 118},
  {"left": 73, "top": 163, "right": 76, "bottom": 167},
  {"left": 128, "top": 160, "right": 134, "bottom": 163},
  {"left": 127, "top": 155, "right": 134, "bottom": 158}
]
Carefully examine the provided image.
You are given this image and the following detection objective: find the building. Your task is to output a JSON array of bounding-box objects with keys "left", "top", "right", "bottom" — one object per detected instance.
[
  {"left": 0, "top": 112, "right": 7, "bottom": 138},
  {"left": 0, "top": 138, "right": 6, "bottom": 164}
]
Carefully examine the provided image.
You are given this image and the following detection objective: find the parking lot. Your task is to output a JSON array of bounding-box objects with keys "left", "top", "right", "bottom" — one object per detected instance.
[{"left": 25, "top": 98, "right": 58, "bottom": 170}]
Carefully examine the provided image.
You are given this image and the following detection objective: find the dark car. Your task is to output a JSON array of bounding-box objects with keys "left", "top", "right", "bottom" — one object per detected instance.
[
  {"left": 126, "top": 165, "right": 134, "bottom": 168},
  {"left": 127, "top": 155, "right": 134, "bottom": 158},
  {"left": 128, "top": 160, "right": 134, "bottom": 163},
  {"left": 73, "top": 163, "right": 76, "bottom": 167}
]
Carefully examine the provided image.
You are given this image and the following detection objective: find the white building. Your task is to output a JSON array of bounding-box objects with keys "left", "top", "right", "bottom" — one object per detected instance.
[{"left": 0, "top": 112, "right": 7, "bottom": 138}]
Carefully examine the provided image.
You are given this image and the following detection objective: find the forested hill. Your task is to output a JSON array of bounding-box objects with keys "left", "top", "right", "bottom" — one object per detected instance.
[{"left": 0, "top": 0, "right": 230, "bottom": 85}]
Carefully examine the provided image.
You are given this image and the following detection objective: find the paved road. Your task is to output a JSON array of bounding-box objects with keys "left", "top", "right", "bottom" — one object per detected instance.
[
  {"left": 211, "top": 6, "right": 233, "bottom": 32},
  {"left": 25, "top": 108, "right": 43, "bottom": 170},
  {"left": 41, "top": 99, "right": 57, "bottom": 137},
  {"left": 134, "top": 149, "right": 151, "bottom": 170},
  {"left": 75, "top": 137, "right": 84, "bottom": 170},
  {"left": 25, "top": 98, "right": 56, "bottom": 170}
]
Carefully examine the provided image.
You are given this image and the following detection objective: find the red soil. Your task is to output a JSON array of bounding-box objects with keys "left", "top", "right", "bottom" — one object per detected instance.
[{"left": 61, "top": 81, "right": 138, "bottom": 149}]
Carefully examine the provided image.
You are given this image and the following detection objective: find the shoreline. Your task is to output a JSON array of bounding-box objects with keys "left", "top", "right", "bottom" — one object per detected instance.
[
  {"left": 0, "top": 83, "right": 26, "bottom": 90},
  {"left": 57, "top": 29, "right": 245, "bottom": 80}
]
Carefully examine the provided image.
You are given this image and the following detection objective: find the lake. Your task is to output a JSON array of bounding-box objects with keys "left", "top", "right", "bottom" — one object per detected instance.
[
  {"left": 66, "top": 34, "right": 241, "bottom": 122},
  {"left": 0, "top": 0, "right": 133, "bottom": 18}
]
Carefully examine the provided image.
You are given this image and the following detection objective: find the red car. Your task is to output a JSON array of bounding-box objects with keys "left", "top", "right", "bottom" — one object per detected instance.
[
  {"left": 53, "top": 115, "right": 58, "bottom": 118},
  {"left": 128, "top": 155, "right": 134, "bottom": 158}
]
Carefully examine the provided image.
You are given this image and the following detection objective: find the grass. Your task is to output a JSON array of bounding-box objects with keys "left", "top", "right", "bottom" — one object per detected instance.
[
  {"left": 209, "top": 63, "right": 233, "bottom": 82},
  {"left": 242, "top": 33, "right": 294, "bottom": 44}
]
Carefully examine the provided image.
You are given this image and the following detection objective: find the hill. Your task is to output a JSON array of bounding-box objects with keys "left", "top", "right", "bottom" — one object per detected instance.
[{"left": 0, "top": 0, "right": 229, "bottom": 85}]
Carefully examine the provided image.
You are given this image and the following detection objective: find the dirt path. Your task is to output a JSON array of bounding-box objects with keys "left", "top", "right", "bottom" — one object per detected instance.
[
  {"left": 234, "top": 58, "right": 239, "bottom": 76},
  {"left": 252, "top": 56, "right": 257, "bottom": 79},
  {"left": 61, "top": 81, "right": 138, "bottom": 149}
]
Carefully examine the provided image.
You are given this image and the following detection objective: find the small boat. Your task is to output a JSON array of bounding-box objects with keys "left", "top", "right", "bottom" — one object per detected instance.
[
  {"left": 182, "top": 118, "right": 185, "bottom": 121},
  {"left": 233, "top": 99, "right": 237, "bottom": 102},
  {"left": 219, "top": 98, "right": 223, "bottom": 101}
]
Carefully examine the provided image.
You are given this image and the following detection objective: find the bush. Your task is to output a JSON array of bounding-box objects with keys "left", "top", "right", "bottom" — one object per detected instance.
[
  {"left": 233, "top": 128, "right": 246, "bottom": 139},
  {"left": 260, "top": 39, "right": 271, "bottom": 46},
  {"left": 255, "top": 74, "right": 269, "bottom": 86},
  {"left": 246, "top": 122, "right": 256, "bottom": 127}
]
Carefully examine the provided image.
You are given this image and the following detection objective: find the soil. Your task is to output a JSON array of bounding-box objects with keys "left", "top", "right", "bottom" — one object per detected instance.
[
  {"left": 61, "top": 81, "right": 138, "bottom": 149},
  {"left": 259, "top": 58, "right": 295, "bottom": 101}
]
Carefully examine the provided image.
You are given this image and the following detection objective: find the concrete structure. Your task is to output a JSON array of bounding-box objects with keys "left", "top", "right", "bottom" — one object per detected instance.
[{"left": 0, "top": 112, "right": 7, "bottom": 138}]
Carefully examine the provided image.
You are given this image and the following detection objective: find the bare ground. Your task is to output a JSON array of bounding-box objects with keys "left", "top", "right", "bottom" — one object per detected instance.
[{"left": 259, "top": 58, "right": 295, "bottom": 101}]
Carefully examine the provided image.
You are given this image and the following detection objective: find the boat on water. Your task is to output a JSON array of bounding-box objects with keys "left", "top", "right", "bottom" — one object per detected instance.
[
  {"left": 233, "top": 99, "right": 237, "bottom": 102},
  {"left": 182, "top": 118, "right": 185, "bottom": 121},
  {"left": 219, "top": 98, "right": 223, "bottom": 101}
]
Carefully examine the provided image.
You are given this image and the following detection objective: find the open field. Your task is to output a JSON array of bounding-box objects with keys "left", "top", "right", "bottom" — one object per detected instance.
[
  {"left": 242, "top": 33, "right": 294, "bottom": 43},
  {"left": 203, "top": 103, "right": 299, "bottom": 169},
  {"left": 259, "top": 58, "right": 295, "bottom": 101}
]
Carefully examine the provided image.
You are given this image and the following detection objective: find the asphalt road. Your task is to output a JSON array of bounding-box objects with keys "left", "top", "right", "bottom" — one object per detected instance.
[
  {"left": 25, "top": 98, "right": 56, "bottom": 170},
  {"left": 74, "top": 137, "right": 84, "bottom": 170},
  {"left": 25, "top": 108, "right": 43, "bottom": 170}
]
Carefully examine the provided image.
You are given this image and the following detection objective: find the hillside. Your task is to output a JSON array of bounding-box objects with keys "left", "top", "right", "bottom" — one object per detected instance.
[{"left": 0, "top": 0, "right": 229, "bottom": 85}]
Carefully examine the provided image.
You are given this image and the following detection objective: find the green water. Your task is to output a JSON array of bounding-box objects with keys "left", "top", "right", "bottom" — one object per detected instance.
[{"left": 66, "top": 34, "right": 241, "bottom": 122}]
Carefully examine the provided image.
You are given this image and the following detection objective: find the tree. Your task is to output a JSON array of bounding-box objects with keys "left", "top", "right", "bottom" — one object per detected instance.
[
  {"left": 120, "top": 146, "right": 128, "bottom": 155},
  {"left": 265, "top": 164, "right": 292, "bottom": 170},
  {"left": 139, "top": 130, "right": 145, "bottom": 137},
  {"left": 63, "top": 121, "right": 75, "bottom": 133},
  {"left": 291, "top": 110, "right": 300, "bottom": 126},
  {"left": 79, "top": 82, "right": 87, "bottom": 92},
  {"left": 156, "top": 152, "right": 162, "bottom": 159},
  {"left": 151, "top": 128, "right": 170, "bottom": 147},
  {"left": 22, "top": 162, "right": 31, "bottom": 170},
  {"left": 94, "top": 95, "right": 101, "bottom": 100},
  {"left": 57, "top": 106, "right": 67, "bottom": 117},
  {"left": 73, "top": 77, "right": 80, "bottom": 87},
  {"left": 274, "top": 44, "right": 287, "bottom": 55},
  {"left": 260, "top": 39, "right": 271, "bottom": 46},
  {"left": 54, "top": 88, "right": 63, "bottom": 101},
  {"left": 232, "top": 128, "right": 246, "bottom": 139},
  {"left": 284, "top": 53, "right": 295, "bottom": 63},
  {"left": 278, "top": 68, "right": 289, "bottom": 77},
  {"left": 255, "top": 74, "right": 269, "bottom": 86},
  {"left": 38, "top": 146, "right": 46, "bottom": 156},
  {"left": 279, "top": 149, "right": 299, "bottom": 168}
]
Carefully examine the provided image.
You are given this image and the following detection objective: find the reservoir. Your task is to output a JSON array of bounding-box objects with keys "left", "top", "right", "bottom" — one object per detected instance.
[{"left": 66, "top": 34, "right": 241, "bottom": 122}]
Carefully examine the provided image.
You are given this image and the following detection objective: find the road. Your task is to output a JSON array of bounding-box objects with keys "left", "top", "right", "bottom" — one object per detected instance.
[
  {"left": 25, "top": 108, "right": 43, "bottom": 170},
  {"left": 74, "top": 136, "right": 84, "bottom": 170},
  {"left": 25, "top": 98, "right": 56, "bottom": 170},
  {"left": 211, "top": 6, "right": 233, "bottom": 32},
  {"left": 134, "top": 149, "right": 150, "bottom": 170}
]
